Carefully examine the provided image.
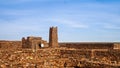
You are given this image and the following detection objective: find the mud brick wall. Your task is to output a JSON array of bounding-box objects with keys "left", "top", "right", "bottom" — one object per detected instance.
[
  {"left": 59, "top": 42, "right": 114, "bottom": 49},
  {"left": 0, "top": 41, "right": 22, "bottom": 50}
]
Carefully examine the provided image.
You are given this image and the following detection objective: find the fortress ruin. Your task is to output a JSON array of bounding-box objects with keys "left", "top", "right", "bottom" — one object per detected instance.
[
  {"left": 0, "top": 26, "right": 120, "bottom": 50},
  {"left": 0, "top": 27, "right": 120, "bottom": 68}
]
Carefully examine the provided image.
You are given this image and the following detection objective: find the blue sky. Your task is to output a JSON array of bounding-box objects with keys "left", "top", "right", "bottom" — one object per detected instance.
[{"left": 0, "top": 0, "right": 120, "bottom": 42}]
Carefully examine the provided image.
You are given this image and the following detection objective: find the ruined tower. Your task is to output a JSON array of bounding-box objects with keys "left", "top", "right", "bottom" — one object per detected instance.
[{"left": 49, "top": 27, "right": 59, "bottom": 47}]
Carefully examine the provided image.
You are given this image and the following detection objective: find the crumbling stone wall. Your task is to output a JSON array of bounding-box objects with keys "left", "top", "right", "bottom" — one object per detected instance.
[
  {"left": 0, "top": 41, "right": 21, "bottom": 50},
  {"left": 113, "top": 43, "right": 120, "bottom": 49},
  {"left": 0, "top": 43, "right": 1, "bottom": 48},
  {"left": 49, "top": 27, "right": 59, "bottom": 47},
  {"left": 22, "top": 36, "right": 48, "bottom": 49},
  {"left": 59, "top": 42, "right": 114, "bottom": 49}
]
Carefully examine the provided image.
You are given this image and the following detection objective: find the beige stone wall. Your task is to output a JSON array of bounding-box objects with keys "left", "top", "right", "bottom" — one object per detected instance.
[
  {"left": 22, "top": 36, "right": 48, "bottom": 49},
  {"left": 59, "top": 42, "right": 114, "bottom": 49},
  {"left": 0, "top": 41, "right": 22, "bottom": 50},
  {"left": 113, "top": 43, "right": 120, "bottom": 49},
  {"left": 49, "top": 27, "right": 59, "bottom": 47}
]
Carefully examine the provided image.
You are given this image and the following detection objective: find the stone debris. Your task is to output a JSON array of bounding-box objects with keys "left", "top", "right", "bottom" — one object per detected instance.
[{"left": 0, "top": 47, "right": 119, "bottom": 68}]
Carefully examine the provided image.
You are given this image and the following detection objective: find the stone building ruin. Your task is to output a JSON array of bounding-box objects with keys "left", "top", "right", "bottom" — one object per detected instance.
[
  {"left": 0, "top": 26, "right": 120, "bottom": 68},
  {"left": 0, "top": 26, "right": 120, "bottom": 50},
  {"left": 22, "top": 26, "right": 59, "bottom": 50},
  {"left": 22, "top": 36, "right": 48, "bottom": 49},
  {"left": 49, "top": 27, "right": 59, "bottom": 47}
]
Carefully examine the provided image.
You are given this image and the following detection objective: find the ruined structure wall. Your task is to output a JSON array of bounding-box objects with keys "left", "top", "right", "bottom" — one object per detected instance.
[
  {"left": 0, "top": 41, "right": 22, "bottom": 50},
  {"left": 22, "top": 36, "right": 49, "bottom": 49},
  {"left": 49, "top": 27, "right": 59, "bottom": 47},
  {"left": 22, "top": 37, "right": 31, "bottom": 48},
  {"left": 59, "top": 43, "right": 114, "bottom": 49},
  {"left": 113, "top": 43, "right": 120, "bottom": 49},
  {"left": 0, "top": 41, "right": 118, "bottom": 50}
]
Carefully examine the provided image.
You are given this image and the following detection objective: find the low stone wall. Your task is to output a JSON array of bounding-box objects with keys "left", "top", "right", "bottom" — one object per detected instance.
[
  {"left": 0, "top": 41, "right": 119, "bottom": 50},
  {"left": 0, "top": 41, "right": 22, "bottom": 50},
  {"left": 59, "top": 42, "right": 114, "bottom": 49}
]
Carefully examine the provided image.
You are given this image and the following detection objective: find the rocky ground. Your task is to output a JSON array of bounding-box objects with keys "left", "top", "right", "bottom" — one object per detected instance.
[{"left": 0, "top": 47, "right": 120, "bottom": 68}]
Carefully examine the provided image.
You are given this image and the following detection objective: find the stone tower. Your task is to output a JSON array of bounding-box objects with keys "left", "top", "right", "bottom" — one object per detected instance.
[{"left": 49, "top": 27, "right": 59, "bottom": 47}]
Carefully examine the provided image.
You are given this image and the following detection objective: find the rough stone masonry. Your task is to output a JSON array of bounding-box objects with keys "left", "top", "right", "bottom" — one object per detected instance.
[
  {"left": 49, "top": 27, "right": 59, "bottom": 47},
  {"left": 0, "top": 27, "right": 120, "bottom": 68}
]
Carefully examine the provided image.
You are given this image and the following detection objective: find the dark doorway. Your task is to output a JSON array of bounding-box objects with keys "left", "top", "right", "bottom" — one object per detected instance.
[{"left": 39, "top": 44, "right": 41, "bottom": 48}]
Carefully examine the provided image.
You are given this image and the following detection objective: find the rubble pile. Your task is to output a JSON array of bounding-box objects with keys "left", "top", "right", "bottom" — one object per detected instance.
[{"left": 0, "top": 48, "right": 120, "bottom": 68}]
